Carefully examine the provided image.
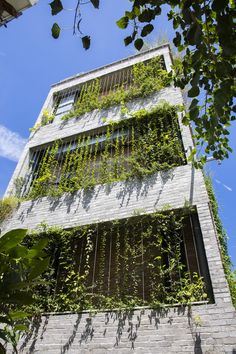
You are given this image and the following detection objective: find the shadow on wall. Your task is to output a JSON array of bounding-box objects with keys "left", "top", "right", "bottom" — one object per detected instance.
[
  {"left": 50, "top": 169, "right": 173, "bottom": 215},
  {"left": 16, "top": 169, "right": 175, "bottom": 228},
  {"left": 17, "top": 306, "right": 208, "bottom": 353},
  {"left": 59, "top": 104, "right": 122, "bottom": 130}
]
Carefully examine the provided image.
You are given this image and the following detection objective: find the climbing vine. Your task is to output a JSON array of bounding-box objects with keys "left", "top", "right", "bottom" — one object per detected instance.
[
  {"left": 25, "top": 210, "right": 207, "bottom": 313},
  {"left": 0, "top": 197, "right": 19, "bottom": 226},
  {"left": 44, "top": 0, "right": 236, "bottom": 162},
  {"left": 205, "top": 175, "right": 236, "bottom": 308},
  {"left": 30, "top": 110, "right": 55, "bottom": 133},
  {"left": 30, "top": 56, "right": 169, "bottom": 131},
  {"left": 59, "top": 56, "right": 170, "bottom": 121},
  {"left": 26, "top": 104, "right": 185, "bottom": 200}
]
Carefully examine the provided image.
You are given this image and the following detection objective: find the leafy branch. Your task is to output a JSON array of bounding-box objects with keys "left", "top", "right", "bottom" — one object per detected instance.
[
  {"left": 49, "top": 0, "right": 99, "bottom": 49},
  {"left": 116, "top": 0, "right": 236, "bottom": 163},
  {"left": 49, "top": 0, "right": 235, "bottom": 163}
]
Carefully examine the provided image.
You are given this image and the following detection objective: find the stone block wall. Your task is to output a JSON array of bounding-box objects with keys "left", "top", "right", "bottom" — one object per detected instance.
[{"left": 16, "top": 303, "right": 236, "bottom": 354}]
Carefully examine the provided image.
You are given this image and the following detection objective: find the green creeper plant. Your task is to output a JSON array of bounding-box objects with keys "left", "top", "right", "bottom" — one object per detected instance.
[
  {"left": 49, "top": 0, "right": 235, "bottom": 162},
  {"left": 0, "top": 229, "right": 49, "bottom": 353},
  {"left": 26, "top": 103, "right": 185, "bottom": 200},
  {"left": 61, "top": 56, "right": 170, "bottom": 121},
  {"left": 25, "top": 104, "right": 185, "bottom": 200},
  {"left": 205, "top": 175, "right": 236, "bottom": 308},
  {"left": 24, "top": 210, "right": 208, "bottom": 313},
  {"left": 0, "top": 197, "right": 19, "bottom": 227},
  {"left": 29, "top": 110, "right": 55, "bottom": 133},
  {"left": 117, "top": 0, "right": 236, "bottom": 164}
]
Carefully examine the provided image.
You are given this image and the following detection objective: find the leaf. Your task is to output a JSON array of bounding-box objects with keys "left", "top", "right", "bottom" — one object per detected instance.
[
  {"left": 0, "top": 229, "right": 27, "bottom": 253},
  {"left": 138, "top": 9, "right": 155, "bottom": 23},
  {"left": 9, "top": 311, "right": 30, "bottom": 320},
  {"left": 90, "top": 0, "right": 99, "bottom": 9},
  {"left": 5, "top": 292, "right": 33, "bottom": 305},
  {"left": 173, "top": 32, "right": 181, "bottom": 47},
  {"left": 51, "top": 23, "right": 61, "bottom": 39},
  {"left": 191, "top": 72, "right": 200, "bottom": 86},
  {"left": 28, "top": 258, "right": 50, "bottom": 280},
  {"left": 0, "top": 329, "right": 8, "bottom": 343},
  {"left": 134, "top": 38, "right": 144, "bottom": 51},
  {"left": 124, "top": 36, "right": 133, "bottom": 46},
  {"left": 14, "top": 324, "right": 28, "bottom": 332},
  {"left": 212, "top": 0, "right": 228, "bottom": 12},
  {"left": 82, "top": 36, "right": 91, "bottom": 50},
  {"left": 8, "top": 244, "right": 28, "bottom": 259},
  {"left": 141, "top": 24, "right": 154, "bottom": 37},
  {"left": 189, "top": 106, "right": 199, "bottom": 121},
  {"left": 27, "top": 238, "right": 48, "bottom": 259},
  {"left": 125, "top": 11, "right": 136, "bottom": 20},
  {"left": 188, "top": 85, "right": 200, "bottom": 98},
  {"left": 116, "top": 16, "right": 129, "bottom": 29},
  {"left": 186, "top": 23, "right": 202, "bottom": 45},
  {"left": 49, "top": 0, "right": 63, "bottom": 16},
  {"left": 0, "top": 316, "right": 11, "bottom": 325},
  {"left": 189, "top": 98, "right": 199, "bottom": 111},
  {"left": 132, "top": 30, "right": 137, "bottom": 40}
]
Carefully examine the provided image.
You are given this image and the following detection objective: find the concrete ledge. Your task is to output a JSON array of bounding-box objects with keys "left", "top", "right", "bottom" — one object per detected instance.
[
  {"left": 3, "top": 164, "right": 208, "bottom": 232},
  {"left": 9, "top": 303, "right": 236, "bottom": 354}
]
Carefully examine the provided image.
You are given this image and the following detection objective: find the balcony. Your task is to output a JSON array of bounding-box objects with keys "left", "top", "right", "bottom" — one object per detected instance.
[
  {"left": 24, "top": 209, "right": 212, "bottom": 312},
  {"left": 36, "top": 55, "right": 171, "bottom": 127},
  {"left": 20, "top": 104, "right": 186, "bottom": 199}
]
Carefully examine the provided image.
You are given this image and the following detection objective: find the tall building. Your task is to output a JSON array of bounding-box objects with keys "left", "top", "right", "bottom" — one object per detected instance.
[{"left": 3, "top": 45, "right": 236, "bottom": 353}]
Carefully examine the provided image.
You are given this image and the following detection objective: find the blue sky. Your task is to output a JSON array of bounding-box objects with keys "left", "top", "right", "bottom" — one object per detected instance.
[{"left": 0, "top": 0, "right": 235, "bottom": 267}]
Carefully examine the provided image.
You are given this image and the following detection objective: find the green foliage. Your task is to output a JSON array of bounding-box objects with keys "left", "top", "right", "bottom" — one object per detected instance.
[
  {"left": 25, "top": 211, "right": 207, "bottom": 313},
  {"left": 0, "top": 197, "right": 19, "bottom": 227},
  {"left": 50, "top": 0, "right": 99, "bottom": 47},
  {"left": 49, "top": 0, "right": 63, "bottom": 16},
  {"left": 62, "top": 56, "right": 170, "bottom": 121},
  {"left": 205, "top": 175, "right": 236, "bottom": 308},
  {"left": 0, "top": 229, "right": 49, "bottom": 352},
  {"left": 27, "top": 104, "right": 185, "bottom": 199},
  {"left": 51, "top": 23, "right": 60, "bottom": 39},
  {"left": 29, "top": 110, "right": 55, "bottom": 133},
  {"left": 49, "top": 0, "right": 235, "bottom": 161},
  {"left": 82, "top": 35, "right": 91, "bottom": 50},
  {"left": 28, "top": 141, "right": 59, "bottom": 199},
  {"left": 117, "top": 0, "right": 235, "bottom": 162}
]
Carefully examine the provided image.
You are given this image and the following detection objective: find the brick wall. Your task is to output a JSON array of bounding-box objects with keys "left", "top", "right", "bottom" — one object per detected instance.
[{"left": 16, "top": 304, "right": 236, "bottom": 354}]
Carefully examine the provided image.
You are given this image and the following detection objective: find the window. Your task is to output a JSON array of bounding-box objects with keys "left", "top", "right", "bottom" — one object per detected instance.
[
  {"left": 23, "top": 108, "right": 185, "bottom": 198},
  {"left": 53, "top": 92, "right": 76, "bottom": 122},
  {"left": 49, "top": 55, "right": 167, "bottom": 123},
  {"left": 31, "top": 210, "right": 213, "bottom": 311}
]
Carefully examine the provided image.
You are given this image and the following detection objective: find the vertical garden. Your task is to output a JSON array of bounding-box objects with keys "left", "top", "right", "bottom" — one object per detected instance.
[
  {"left": 25, "top": 210, "right": 208, "bottom": 312},
  {"left": 24, "top": 104, "right": 186, "bottom": 199}
]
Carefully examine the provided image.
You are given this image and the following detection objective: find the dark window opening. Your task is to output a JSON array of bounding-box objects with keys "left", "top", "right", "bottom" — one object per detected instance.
[
  {"left": 49, "top": 55, "right": 167, "bottom": 123},
  {"left": 34, "top": 210, "right": 213, "bottom": 311},
  {"left": 22, "top": 109, "right": 186, "bottom": 198}
]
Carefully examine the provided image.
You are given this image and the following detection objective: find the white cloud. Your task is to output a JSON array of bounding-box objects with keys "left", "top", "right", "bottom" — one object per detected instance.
[
  {"left": 215, "top": 178, "right": 232, "bottom": 192},
  {"left": 223, "top": 183, "right": 232, "bottom": 192},
  {"left": 0, "top": 125, "right": 26, "bottom": 162}
]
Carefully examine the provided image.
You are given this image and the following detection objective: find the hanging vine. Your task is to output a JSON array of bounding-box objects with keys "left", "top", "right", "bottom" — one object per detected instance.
[
  {"left": 25, "top": 104, "right": 185, "bottom": 200},
  {"left": 25, "top": 209, "right": 208, "bottom": 313},
  {"left": 60, "top": 56, "right": 170, "bottom": 121}
]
